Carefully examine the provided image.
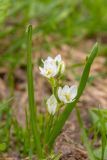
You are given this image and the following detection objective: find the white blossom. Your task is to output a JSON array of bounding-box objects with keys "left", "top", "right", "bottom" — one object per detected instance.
[
  {"left": 39, "top": 56, "right": 58, "bottom": 78},
  {"left": 46, "top": 95, "right": 57, "bottom": 115},
  {"left": 55, "top": 54, "right": 65, "bottom": 74},
  {"left": 58, "top": 85, "right": 77, "bottom": 104},
  {"left": 39, "top": 54, "right": 65, "bottom": 78}
]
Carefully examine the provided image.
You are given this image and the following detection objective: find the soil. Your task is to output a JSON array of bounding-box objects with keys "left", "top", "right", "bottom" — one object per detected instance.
[{"left": 0, "top": 39, "right": 107, "bottom": 160}]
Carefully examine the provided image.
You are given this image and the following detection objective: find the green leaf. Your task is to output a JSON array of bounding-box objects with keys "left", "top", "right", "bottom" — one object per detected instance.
[
  {"left": 27, "top": 25, "right": 43, "bottom": 158},
  {"left": 77, "top": 42, "right": 98, "bottom": 99},
  {"left": 48, "top": 43, "right": 98, "bottom": 149}
]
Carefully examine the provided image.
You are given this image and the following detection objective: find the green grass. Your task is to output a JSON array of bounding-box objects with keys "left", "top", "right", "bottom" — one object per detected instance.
[
  {"left": 76, "top": 106, "right": 96, "bottom": 160},
  {"left": 90, "top": 108, "right": 107, "bottom": 160},
  {"left": 0, "top": 99, "right": 12, "bottom": 152}
]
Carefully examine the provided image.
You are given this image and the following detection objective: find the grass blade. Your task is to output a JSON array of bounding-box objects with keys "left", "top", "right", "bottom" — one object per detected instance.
[
  {"left": 97, "top": 109, "right": 106, "bottom": 160},
  {"left": 77, "top": 43, "right": 98, "bottom": 99},
  {"left": 76, "top": 107, "right": 96, "bottom": 160},
  {"left": 48, "top": 43, "right": 98, "bottom": 149},
  {"left": 27, "top": 25, "right": 42, "bottom": 158}
]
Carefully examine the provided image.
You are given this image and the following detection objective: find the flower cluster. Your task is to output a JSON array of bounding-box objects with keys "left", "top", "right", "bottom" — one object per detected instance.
[
  {"left": 39, "top": 54, "right": 77, "bottom": 115},
  {"left": 39, "top": 55, "right": 65, "bottom": 78}
]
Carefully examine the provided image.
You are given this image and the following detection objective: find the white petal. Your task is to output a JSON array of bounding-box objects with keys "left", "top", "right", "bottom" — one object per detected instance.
[
  {"left": 70, "top": 85, "right": 77, "bottom": 99},
  {"left": 58, "top": 87, "right": 63, "bottom": 101},
  {"left": 60, "top": 61, "right": 65, "bottom": 73},
  {"left": 39, "top": 67, "right": 45, "bottom": 75},
  {"left": 44, "top": 57, "right": 54, "bottom": 66},
  {"left": 39, "top": 66, "right": 42, "bottom": 72},
  {"left": 47, "top": 56, "right": 53, "bottom": 61},
  {"left": 47, "top": 95, "right": 57, "bottom": 115},
  {"left": 63, "top": 85, "right": 70, "bottom": 93},
  {"left": 55, "top": 54, "right": 61, "bottom": 62}
]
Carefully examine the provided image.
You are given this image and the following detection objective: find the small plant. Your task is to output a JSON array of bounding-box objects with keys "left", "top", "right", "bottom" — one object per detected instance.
[{"left": 26, "top": 24, "right": 98, "bottom": 159}]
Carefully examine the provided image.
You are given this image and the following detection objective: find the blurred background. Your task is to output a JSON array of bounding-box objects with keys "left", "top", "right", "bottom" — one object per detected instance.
[{"left": 1, "top": 0, "right": 107, "bottom": 59}]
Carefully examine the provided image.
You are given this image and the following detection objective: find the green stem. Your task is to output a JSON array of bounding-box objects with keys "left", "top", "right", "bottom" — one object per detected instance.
[
  {"left": 27, "top": 25, "right": 43, "bottom": 159},
  {"left": 45, "top": 115, "right": 53, "bottom": 140}
]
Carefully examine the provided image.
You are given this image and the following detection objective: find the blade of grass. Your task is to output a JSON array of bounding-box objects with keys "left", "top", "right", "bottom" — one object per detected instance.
[
  {"left": 97, "top": 108, "right": 106, "bottom": 160},
  {"left": 76, "top": 106, "right": 96, "bottom": 160},
  {"left": 47, "top": 43, "right": 98, "bottom": 149},
  {"left": 27, "top": 25, "right": 42, "bottom": 158},
  {"left": 77, "top": 43, "right": 98, "bottom": 98},
  {"left": 24, "top": 108, "right": 32, "bottom": 155}
]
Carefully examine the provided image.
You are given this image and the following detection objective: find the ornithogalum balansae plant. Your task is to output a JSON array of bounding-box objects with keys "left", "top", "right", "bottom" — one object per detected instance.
[{"left": 26, "top": 24, "right": 98, "bottom": 160}]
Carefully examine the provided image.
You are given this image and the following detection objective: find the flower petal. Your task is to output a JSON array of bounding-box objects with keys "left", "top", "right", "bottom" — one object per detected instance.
[
  {"left": 63, "top": 85, "right": 70, "bottom": 93},
  {"left": 47, "top": 95, "right": 57, "bottom": 115},
  {"left": 39, "top": 67, "right": 45, "bottom": 75},
  {"left": 47, "top": 56, "right": 53, "bottom": 62},
  {"left": 55, "top": 54, "right": 61, "bottom": 62},
  {"left": 70, "top": 85, "right": 77, "bottom": 99},
  {"left": 58, "top": 87, "right": 63, "bottom": 101},
  {"left": 60, "top": 61, "right": 65, "bottom": 73}
]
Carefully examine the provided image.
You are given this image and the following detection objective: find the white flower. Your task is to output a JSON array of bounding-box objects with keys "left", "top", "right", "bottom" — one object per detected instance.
[
  {"left": 39, "top": 54, "right": 65, "bottom": 78},
  {"left": 46, "top": 95, "right": 57, "bottom": 115},
  {"left": 39, "top": 56, "right": 58, "bottom": 78},
  {"left": 55, "top": 54, "right": 65, "bottom": 74},
  {"left": 58, "top": 85, "right": 77, "bottom": 104}
]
